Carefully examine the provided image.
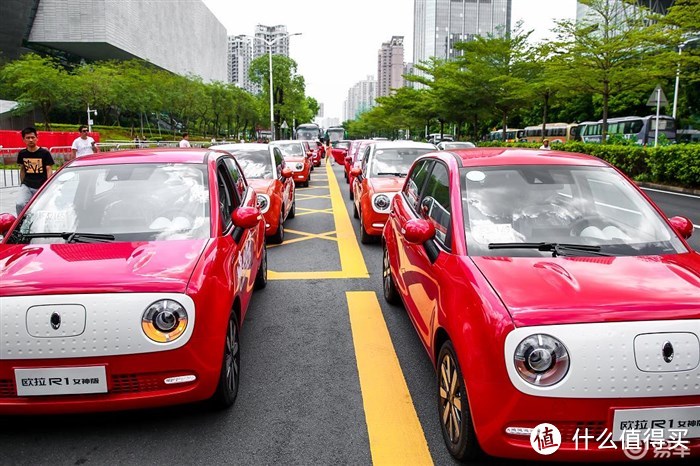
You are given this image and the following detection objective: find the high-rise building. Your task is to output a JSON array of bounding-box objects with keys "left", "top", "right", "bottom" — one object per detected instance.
[
  {"left": 0, "top": 0, "right": 226, "bottom": 82},
  {"left": 253, "top": 25, "right": 290, "bottom": 60},
  {"left": 228, "top": 35, "right": 254, "bottom": 92},
  {"left": 576, "top": 0, "right": 674, "bottom": 22},
  {"left": 413, "top": 0, "right": 512, "bottom": 64},
  {"left": 344, "top": 76, "right": 377, "bottom": 121},
  {"left": 377, "top": 36, "right": 405, "bottom": 97}
]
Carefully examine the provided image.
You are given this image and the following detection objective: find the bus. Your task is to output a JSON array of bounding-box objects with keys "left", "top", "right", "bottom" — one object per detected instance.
[
  {"left": 579, "top": 115, "right": 676, "bottom": 145},
  {"left": 325, "top": 126, "right": 346, "bottom": 142},
  {"left": 488, "top": 128, "right": 524, "bottom": 142},
  {"left": 522, "top": 123, "right": 579, "bottom": 143},
  {"left": 295, "top": 123, "right": 322, "bottom": 141}
]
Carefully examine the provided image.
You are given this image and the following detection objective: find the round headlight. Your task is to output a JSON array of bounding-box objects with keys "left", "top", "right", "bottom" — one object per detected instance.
[
  {"left": 295, "top": 162, "right": 303, "bottom": 171},
  {"left": 142, "top": 300, "right": 188, "bottom": 343},
  {"left": 373, "top": 194, "right": 391, "bottom": 212},
  {"left": 256, "top": 194, "right": 270, "bottom": 213},
  {"left": 514, "top": 334, "right": 569, "bottom": 386}
]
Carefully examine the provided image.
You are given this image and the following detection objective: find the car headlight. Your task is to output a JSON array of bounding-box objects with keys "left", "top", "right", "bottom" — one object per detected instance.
[
  {"left": 256, "top": 193, "right": 270, "bottom": 214},
  {"left": 295, "top": 162, "right": 303, "bottom": 171},
  {"left": 514, "top": 334, "right": 569, "bottom": 386},
  {"left": 372, "top": 193, "right": 394, "bottom": 213},
  {"left": 142, "top": 299, "right": 188, "bottom": 343}
]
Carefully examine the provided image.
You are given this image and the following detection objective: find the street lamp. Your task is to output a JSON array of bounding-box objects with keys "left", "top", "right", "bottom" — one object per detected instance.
[
  {"left": 86, "top": 105, "right": 98, "bottom": 133},
  {"left": 250, "top": 32, "right": 301, "bottom": 141},
  {"left": 672, "top": 36, "right": 700, "bottom": 120}
]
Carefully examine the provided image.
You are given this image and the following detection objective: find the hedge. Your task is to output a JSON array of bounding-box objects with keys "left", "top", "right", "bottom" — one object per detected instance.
[{"left": 476, "top": 141, "right": 700, "bottom": 189}]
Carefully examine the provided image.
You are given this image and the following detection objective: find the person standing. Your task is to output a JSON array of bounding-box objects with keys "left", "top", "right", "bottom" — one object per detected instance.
[
  {"left": 179, "top": 132, "right": 191, "bottom": 148},
  {"left": 539, "top": 139, "right": 551, "bottom": 150},
  {"left": 71, "top": 125, "right": 99, "bottom": 158},
  {"left": 16, "top": 127, "right": 54, "bottom": 215}
]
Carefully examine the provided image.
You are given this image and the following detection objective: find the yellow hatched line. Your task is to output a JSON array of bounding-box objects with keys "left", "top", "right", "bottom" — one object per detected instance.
[
  {"left": 347, "top": 291, "right": 433, "bottom": 466},
  {"left": 269, "top": 164, "right": 368, "bottom": 280},
  {"left": 295, "top": 208, "right": 333, "bottom": 217},
  {"left": 295, "top": 193, "right": 331, "bottom": 200}
]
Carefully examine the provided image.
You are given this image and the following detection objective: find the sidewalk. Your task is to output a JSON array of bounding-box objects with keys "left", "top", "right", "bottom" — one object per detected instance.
[{"left": 0, "top": 186, "right": 19, "bottom": 215}]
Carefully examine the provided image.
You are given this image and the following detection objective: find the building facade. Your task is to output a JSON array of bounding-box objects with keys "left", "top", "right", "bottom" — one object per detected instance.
[
  {"left": 413, "top": 0, "right": 512, "bottom": 64},
  {"left": 253, "top": 25, "right": 290, "bottom": 60},
  {"left": 228, "top": 35, "right": 254, "bottom": 92},
  {"left": 576, "top": 0, "right": 675, "bottom": 22},
  {"left": 2, "top": 0, "right": 227, "bottom": 82},
  {"left": 344, "top": 76, "right": 377, "bottom": 121},
  {"left": 377, "top": 36, "right": 405, "bottom": 97}
]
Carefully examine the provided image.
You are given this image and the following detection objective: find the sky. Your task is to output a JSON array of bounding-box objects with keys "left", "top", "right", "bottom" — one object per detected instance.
[{"left": 202, "top": 0, "right": 577, "bottom": 121}]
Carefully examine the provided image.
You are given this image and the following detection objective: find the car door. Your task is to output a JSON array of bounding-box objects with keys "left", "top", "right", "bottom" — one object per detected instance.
[
  {"left": 272, "top": 146, "right": 293, "bottom": 219},
  {"left": 395, "top": 160, "right": 453, "bottom": 345},
  {"left": 354, "top": 145, "right": 373, "bottom": 206}
]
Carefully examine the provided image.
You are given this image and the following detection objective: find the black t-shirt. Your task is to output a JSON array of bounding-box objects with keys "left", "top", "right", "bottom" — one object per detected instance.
[{"left": 18, "top": 148, "right": 54, "bottom": 189}]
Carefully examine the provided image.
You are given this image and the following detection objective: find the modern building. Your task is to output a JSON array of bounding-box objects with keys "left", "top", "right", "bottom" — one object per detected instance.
[
  {"left": 253, "top": 25, "right": 291, "bottom": 60},
  {"left": 577, "top": 0, "right": 675, "bottom": 20},
  {"left": 0, "top": 0, "right": 227, "bottom": 82},
  {"left": 413, "top": 0, "right": 512, "bottom": 64},
  {"left": 377, "top": 36, "right": 405, "bottom": 97},
  {"left": 344, "top": 76, "right": 377, "bottom": 121},
  {"left": 228, "top": 35, "right": 254, "bottom": 92}
]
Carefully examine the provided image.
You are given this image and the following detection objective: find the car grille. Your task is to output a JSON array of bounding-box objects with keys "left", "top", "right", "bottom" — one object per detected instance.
[
  {"left": 558, "top": 421, "right": 607, "bottom": 443},
  {"left": 110, "top": 374, "right": 162, "bottom": 394},
  {"left": 0, "top": 379, "right": 16, "bottom": 397}
]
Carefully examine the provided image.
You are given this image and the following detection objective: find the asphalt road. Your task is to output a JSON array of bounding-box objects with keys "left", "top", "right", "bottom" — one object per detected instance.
[
  {"left": 0, "top": 163, "right": 697, "bottom": 465},
  {"left": 642, "top": 187, "right": 700, "bottom": 251}
]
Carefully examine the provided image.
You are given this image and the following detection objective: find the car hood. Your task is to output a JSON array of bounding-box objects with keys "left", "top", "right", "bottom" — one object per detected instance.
[
  {"left": 248, "top": 178, "right": 275, "bottom": 195},
  {"left": 369, "top": 177, "right": 404, "bottom": 192},
  {"left": 0, "top": 240, "right": 209, "bottom": 296},
  {"left": 472, "top": 253, "right": 700, "bottom": 327}
]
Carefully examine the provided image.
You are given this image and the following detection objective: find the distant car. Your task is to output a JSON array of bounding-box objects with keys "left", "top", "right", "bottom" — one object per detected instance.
[
  {"left": 436, "top": 141, "right": 476, "bottom": 150},
  {"left": 302, "top": 140, "right": 323, "bottom": 167},
  {"left": 0, "top": 148, "right": 267, "bottom": 414},
  {"left": 347, "top": 140, "right": 374, "bottom": 196},
  {"left": 428, "top": 134, "right": 454, "bottom": 144},
  {"left": 212, "top": 143, "right": 294, "bottom": 243},
  {"left": 271, "top": 140, "right": 312, "bottom": 187},
  {"left": 351, "top": 141, "right": 435, "bottom": 243},
  {"left": 330, "top": 140, "right": 351, "bottom": 165},
  {"left": 382, "top": 147, "right": 700, "bottom": 462}
]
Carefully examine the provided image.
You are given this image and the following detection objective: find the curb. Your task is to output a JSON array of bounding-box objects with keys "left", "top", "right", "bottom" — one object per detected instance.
[{"left": 635, "top": 182, "right": 700, "bottom": 196}]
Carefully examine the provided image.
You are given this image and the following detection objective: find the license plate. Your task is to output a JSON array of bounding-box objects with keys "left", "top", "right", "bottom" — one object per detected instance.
[
  {"left": 613, "top": 406, "right": 700, "bottom": 440},
  {"left": 15, "top": 366, "right": 108, "bottom": 396}
]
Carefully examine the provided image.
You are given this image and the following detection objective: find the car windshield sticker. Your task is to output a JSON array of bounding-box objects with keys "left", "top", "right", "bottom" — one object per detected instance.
[
  {"left": 471, "top": 221, "right": 519, "bottom": 244},
  {"left": 466, "top": 171, "right": 486, "bottom": 182}
]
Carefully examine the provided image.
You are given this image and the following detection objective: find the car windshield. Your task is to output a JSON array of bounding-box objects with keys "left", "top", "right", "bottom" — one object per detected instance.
[
  {"left": 296, "top": 130, "right": 319, "bottom": 140},
  {"left": 460, "top": 165, "right": 686, "bottom": 257},
  {"left": 334, "top": 141, "right": 351, "bottom": 150},
  {"left": 7, "top": 163, "right": 210, "bottom": 244},
  {"left": 229, "top": 148, "right": 273, "bottom": 179},
  {"left": 369, "top": 148, "right": 433, "bottom": 177},
  {"left": 272, "top": 143, "right": 304, "bottom": 157}
]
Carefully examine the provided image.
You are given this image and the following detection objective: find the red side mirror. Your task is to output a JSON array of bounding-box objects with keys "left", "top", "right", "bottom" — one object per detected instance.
[
  {"left": 232, "top": 206, "right": 261, "bottom": 229},
  {"left": 402, "top": 218, "right": 435, "bottom": 244},
  {"left": 350, "top": 167, "right": 362, "bottom": 177},
  {"left": 669, "top": 216, "right": 693, "bottom": 239},
  {"left": 281, "top": 167, "right": 293, "bottom": 178},
  {"left": 345, "top": 156, "right": 352, "bottom": 164},
  {"left": 0, "top": 213, "right": 17, "bottom": 235}
]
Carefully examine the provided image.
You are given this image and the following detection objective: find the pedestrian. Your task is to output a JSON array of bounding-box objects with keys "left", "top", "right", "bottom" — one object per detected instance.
[
  {"left": 325, "top": 139, "right": 333, "bottom": 165},
  {"left": 179, "top": 132, "right": 191, "bottom": 148},
  {"left": 71, "top": 125, "right": 99, "bottom": 159},
  {"left": 16, "top": 127, "right": 54, "bottom": 215},
  {"left": 539, "top": 139, "right": 551, "bottom": 150}
]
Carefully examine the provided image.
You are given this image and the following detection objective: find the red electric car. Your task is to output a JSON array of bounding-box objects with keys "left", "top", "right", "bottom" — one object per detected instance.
[
  {"left": 212, "top": 143, "right": 295, "bottom": 244},
  {"left": 383, "top": 147, "right": 700, "bottom": 462},
  {"left": 347, "top": 140, "right": 373, "bottom": 196},
  {"left": 271, "top": 140, "right": 312, "bottom": 187},
  {"left": 0, "top": 148, "right": 267, "bottom": 414},
  {"left": 351, "top": 141, "right": 435, "bottom": 243}
]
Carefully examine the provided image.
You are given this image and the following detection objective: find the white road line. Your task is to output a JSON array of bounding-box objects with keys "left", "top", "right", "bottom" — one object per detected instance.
[{"left": 640, "top": 187, "right": 700, "bottom": 199}]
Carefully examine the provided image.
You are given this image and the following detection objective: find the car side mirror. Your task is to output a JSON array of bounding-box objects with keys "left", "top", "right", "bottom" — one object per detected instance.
[
  {"left": 350, "top": 167, "right": 362, "bottom": 177},
  {"left": 231, "top": 206, "right": 261, "bottom": 229},
  {"left": 281, "top": 167, "right": 293, "bottom": 178},
  {"left": 402, "top": 218, "right": 435, "bottom": 244},
  {"left": 307, "top": 151, "right": 313, "bottom": 158},
  {"left": 345, "top": 156, "right": 352, "bottom": 164},
  {"left": 669, "top": 216, "right": 693, "bottom": 239},
  {"left": 0, "top": 213, "right": 17, "bottom": 235}
]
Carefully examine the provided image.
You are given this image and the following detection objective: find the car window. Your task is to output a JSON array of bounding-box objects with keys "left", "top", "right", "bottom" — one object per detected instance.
[
  {"left": 223, "top": 157, "right": 247, "bottom": 202},
  {"left": 274, "top": 143, "right": 304, "bottom": 157},
  {"left": 229, "top": 148, "right": 273, "bottom": 179},
  {"left": 420, "top": 162, "right": 451, "bottom": 247},
  {"left": 273, "top": 147, "right": 285, "bottom": 177},
  {"left": 361, "top": 146, "right": 372, "bottom": 171},
  {"left": 216, "top": 164, "right": 236, "bottom": 232},
  {"left": 403, "top": 160, "right": 433, "bottom": 213},
  {"left": 369, "top": 148, "right": 433, "bottom": 177}
]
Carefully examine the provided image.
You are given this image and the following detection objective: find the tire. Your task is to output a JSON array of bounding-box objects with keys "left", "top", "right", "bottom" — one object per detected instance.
[
  {"left": 253, "top": 243, "right": 267, "bottom": 290},
  {"left": 382, "top": 242, "right": 400, "bottom": 305},
  {"left": 211, "top": 312, "right": 241, "bottom": 409},
  {"left": 270, "top": 212, "right": 284, "bottom": 244},
  {"left": 288, "top": 196, "right": 296, "bottom": 219},
  {"left": 437, "top": 341, "right": 481, "bottom": 462},
  {"left": 359, "top": 211, "right": 372, "bottom": 244},
  {"left": 349, "top": 185, "right": 354, "bottom": 200},
  {"left": 353, "top": 201, "right": 359, "bottom": 219}
]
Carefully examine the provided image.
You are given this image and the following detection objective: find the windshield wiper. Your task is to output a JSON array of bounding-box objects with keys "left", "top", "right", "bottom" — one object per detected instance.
[
  {"left": 377, "top": 172, "right": 407, "bottom": 177},
  {"left": 22, "top": 232, "right": 115, "bottom": 243},
  {"left": 488, "top": 242, "right": 611, "bottom": 257}
]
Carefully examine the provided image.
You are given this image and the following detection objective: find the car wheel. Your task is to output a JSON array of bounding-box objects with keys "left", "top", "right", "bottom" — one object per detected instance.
[
  {"left": 288, "top": 197, "right": 296, "bottom": 219},
  {"left": 382, "top": 241, "right": 400, "bottom": 305},
  {"left": 349, "top": 186, "right": 354, "bottom": 200},
  {"left": 360, "top": 211, "right": 372, "bottom": 244},
  {"left": 254, "top": 243, "right": 267, "bottom": 290},
  {"left": 353, "top": 201, "right": 359, "bottom": 219},
  {"left": 437, "top": 341, "right": 481, "bottom": 461},
  {"left": 270, "top": 212, "right": 284, "bottom": 244},
  {"left": 211, "top": 312, "right": 240, "bottom": 409}
]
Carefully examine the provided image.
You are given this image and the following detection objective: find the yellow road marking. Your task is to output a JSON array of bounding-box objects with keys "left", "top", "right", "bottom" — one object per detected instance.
[
  {"left": 295, "top": 193, "right": 331, "bottom": 200},
  {"left": 294, "top": 208, "right": 333, "bottom": 217},
  {"left": 267, "top": 230, "right": 337, "bottom": 248},
  {"left": 347, "top": 291, "right": 433, "bottom": 466},
  {"left": 269, "top": 163, "right": 368, "bottom": 280}
]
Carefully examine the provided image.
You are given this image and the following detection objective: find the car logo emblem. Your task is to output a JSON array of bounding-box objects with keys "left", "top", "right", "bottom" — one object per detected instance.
[
  {"left": 50, "top": 312, "right": 61, "bottom": 330},
  {"left": 662, "top": 341, "right": 674, "bottom": 363}
]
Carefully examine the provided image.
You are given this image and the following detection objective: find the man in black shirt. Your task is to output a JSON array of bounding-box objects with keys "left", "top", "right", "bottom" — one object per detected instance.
[{"left": 16, "top": 127, "right": 54, "bottom": 215}]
